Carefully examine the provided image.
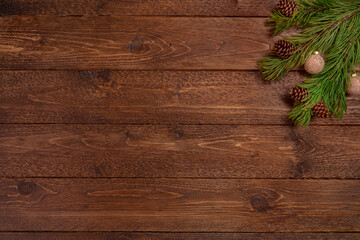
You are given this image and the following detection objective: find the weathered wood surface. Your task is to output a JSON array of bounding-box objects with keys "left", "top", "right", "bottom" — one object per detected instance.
[
  {"left": 0, "top": 16, "right": 276, "bottom": 70},
  {"left": 1, "top": 71, "right": 359, "bottom": 124},
  {"left": 1, "top": 232, "right": 359, "bottom": 240},
  {"left": 0, "top": 0, "right": 277, "bottom": 17},
  {"left": 1, "top": 124, "right": 360, "bottom": 178},
  {"left": 1, "top": 178, "right": 359, "bottom": 232}
]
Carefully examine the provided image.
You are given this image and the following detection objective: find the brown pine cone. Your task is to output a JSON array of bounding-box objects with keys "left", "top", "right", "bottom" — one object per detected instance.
[
  {"left": 277, "top": 0, "right": 298, "bottom": 17},
  {"left": 312, "top": 101, "right": 330, "bottom": 118},
  {"left": 274, "top": 40, "right": 295, "bottom": 59},
  {"left": 290, "top": 86, "right": 308, "bottom": 103}
]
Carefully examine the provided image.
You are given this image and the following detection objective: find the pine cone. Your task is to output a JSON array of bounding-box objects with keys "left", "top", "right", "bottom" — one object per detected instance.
[
  {"left": 290, "top": 86, "right": 308, "bottom": 103},
  {"left": 277, "top": 0, "right": 298, "bottom": 17},
  {"left": 274, "top": 40, "right": 295, "bottom": 59},
  {"left": 312, "top": 101, "right": 330, "bottom": 118}
]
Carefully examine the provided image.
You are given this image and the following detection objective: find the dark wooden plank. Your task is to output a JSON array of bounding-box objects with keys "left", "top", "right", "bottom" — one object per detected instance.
[
  {"left": 1, "top": 124, "right": 360, "bottom": 178},
  {"left": 0, "top": 178, "right": 359, "bottom": 231},
  {"left": 1, "top": 71, "right": 359, "bottom": 125},
  {"left": 0, "top": 16, "right": 275, "bottom": 70},
  {"left": 0, "top": 0, "right": 277, "bottom": 17},
  {"left": 1, "top": 232, "right": 360, "bottom": 240}
]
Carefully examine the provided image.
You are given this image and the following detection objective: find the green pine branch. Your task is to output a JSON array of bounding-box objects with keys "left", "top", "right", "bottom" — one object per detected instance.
[{"left": 258, "top": 0, "right": 360, "bottom": 126}]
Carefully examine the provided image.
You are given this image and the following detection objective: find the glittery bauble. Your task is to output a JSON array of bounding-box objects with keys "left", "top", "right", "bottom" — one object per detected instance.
[
  {"left": 347, "top": 74, "right": 360, "bottom": 95},
  {"left": 304, "top": 52, "right": 325, "bottom": 74}
]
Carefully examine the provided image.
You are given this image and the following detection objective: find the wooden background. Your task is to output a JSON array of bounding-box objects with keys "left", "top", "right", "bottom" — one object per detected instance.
[{"left": 0, "top": 0, "right": 359, "bottom": 239}]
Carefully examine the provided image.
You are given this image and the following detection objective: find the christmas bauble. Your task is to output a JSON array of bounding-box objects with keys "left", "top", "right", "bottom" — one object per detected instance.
[
  {"left": 347, "top": 74, "right": 360, "bottom": 95},
  {"left": 304, "top": 52, "right": 324, "bottom": 74}
]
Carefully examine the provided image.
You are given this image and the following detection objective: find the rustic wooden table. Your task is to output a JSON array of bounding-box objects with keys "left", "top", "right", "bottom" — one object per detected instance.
[{"left": 0, "top": 0, "right": 359, "bottom": 239}]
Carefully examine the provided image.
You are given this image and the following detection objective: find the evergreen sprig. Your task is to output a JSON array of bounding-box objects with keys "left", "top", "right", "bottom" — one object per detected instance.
[{"left": 258, "top": 0, "right": 360, "bottom": 126}]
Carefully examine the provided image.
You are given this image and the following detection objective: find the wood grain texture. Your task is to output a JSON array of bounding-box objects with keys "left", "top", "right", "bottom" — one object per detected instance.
[
  {"left": 1, "top": 71, "right": 359, "bottom": 125},
  {"left": 1, "top": 232, "right": 360, "bottom": 240},
  {"left": 0, "top": 16, "right": 276, "bottom": 70},
  {"left": 0, "top": 0, "right": 277, "bottom": 17},
  {"left": 1, "top": 124, "right": 360, "bottom": 178},
  {"left": 1, "top": 178, "right": 359, "bottom": 232}
]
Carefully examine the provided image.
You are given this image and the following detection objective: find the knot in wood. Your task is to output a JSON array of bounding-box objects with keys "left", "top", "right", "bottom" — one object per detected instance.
[
  {"left": 174, "top": 128, "right": 184, "bottom": 139},
  {"left": 127, "top": 36, "right": 144, "bottom": 53},
  {"left": 18, "top": 181, "right": 36, "bottom": 196},
  {"left": 250, "top": 196, "right": 269, "bottom": 212}
]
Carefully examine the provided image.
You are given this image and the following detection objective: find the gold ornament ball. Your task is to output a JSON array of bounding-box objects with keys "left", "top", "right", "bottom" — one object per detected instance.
[
  {"left": 347, "top": 74, "right": 360, "bottom": 95},
  {"left": 304, "top": 52, "right": 325, "bottom": 74}
]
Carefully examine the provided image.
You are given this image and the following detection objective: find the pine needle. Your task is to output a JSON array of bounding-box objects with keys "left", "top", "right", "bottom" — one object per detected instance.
[{"left": 258, "top": 0, "right": 360, "bottom": 126}]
